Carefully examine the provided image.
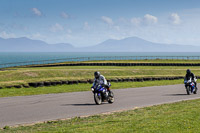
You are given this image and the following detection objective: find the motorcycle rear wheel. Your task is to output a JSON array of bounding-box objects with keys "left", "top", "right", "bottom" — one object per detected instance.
[
  {"left": 194, "top": 87, "right": 198, "bottom": 94},
  {"left": 108, "top": 91, "right": 114, "bottom": 103}
]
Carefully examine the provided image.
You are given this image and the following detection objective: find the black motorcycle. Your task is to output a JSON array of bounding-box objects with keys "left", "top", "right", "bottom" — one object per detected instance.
[{"left": 184, "top": 78, "right": 197, "bottom": 95}]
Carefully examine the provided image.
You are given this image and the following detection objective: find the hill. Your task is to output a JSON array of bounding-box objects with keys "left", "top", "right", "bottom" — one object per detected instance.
[
  {"left": 0, "top": 37, "right": 74, "bottom": 52},
  {"left": 85, "top": 37, "right": 198, "bottom": 52},
  {"left": 0, "top": 36, "right": 199, "bottom": 52}
]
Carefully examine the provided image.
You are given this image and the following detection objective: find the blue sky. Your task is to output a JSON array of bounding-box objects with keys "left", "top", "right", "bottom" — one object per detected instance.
[{"left": 0, "top": 0, "right": 200, "bottom": 47}]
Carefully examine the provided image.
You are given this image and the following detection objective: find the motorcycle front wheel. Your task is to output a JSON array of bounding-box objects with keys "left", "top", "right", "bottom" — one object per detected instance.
[
  {"left": 94, "top": 93, "right": 102, "bottom": 105},
  {"left": 186, "top": 86, "right": 191, "bottom": 95}
]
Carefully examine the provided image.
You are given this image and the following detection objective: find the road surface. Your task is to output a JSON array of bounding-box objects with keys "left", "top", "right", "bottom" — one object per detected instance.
[{"left": 0, "top": 84, "right": 199, "bottom": 128}]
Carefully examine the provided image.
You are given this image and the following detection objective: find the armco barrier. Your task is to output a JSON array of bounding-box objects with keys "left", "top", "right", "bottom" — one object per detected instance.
[
  {"left": 31, "top": 63, "right": 200, "bottom": 67},
  {"left": 44, "top": 81, "right": 51, "bottom": 86},
  {"left": 13, "top": 85, "right": 22, "bottom": 88},
  {"left": 3, "top": 76, "right": 187, "bottom": 89},
  {"left": 23, "top": 85, "right": 29, "bottom": 88}
]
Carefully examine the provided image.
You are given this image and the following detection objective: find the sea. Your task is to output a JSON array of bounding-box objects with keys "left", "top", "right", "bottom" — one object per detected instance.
[{"left": 0, "top": 52, "right": 200, "bottom": 68}]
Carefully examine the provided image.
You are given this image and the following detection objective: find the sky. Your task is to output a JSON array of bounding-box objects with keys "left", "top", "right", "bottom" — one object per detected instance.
[{"left": 0, "top": 0, "right": 200, "bottom": 47}]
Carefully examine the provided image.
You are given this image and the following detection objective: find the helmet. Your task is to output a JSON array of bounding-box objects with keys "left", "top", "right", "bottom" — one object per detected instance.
[
  {"left": 94, "top": 71, "right": 100, "bottom": 79},
  {"left": 186, "top": 69, "right": 191, "bottom": 74}
]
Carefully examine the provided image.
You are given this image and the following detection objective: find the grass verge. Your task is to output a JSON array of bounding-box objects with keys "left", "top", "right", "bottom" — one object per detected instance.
[
  {"left": 1, "top": 97, "right": 200, "bottom": 132},
  {"left": 0, "top": 65, "right": 197, "bottom": 87},
  {"left": 0, "top": 79, "right": 183, "bottom": 97}
]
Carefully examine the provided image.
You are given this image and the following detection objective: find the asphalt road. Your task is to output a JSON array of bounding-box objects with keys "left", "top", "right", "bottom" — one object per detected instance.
[{"left": 0, "top": 84, "right": 200, "bottom": 128}]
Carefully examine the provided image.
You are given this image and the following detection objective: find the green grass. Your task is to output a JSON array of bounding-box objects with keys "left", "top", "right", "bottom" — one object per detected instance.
[
  {"left": 0, "top": 79, "right": 183, "bottom": 97},
  {"left": 2, "top": 98, "right": 200, "bottom": 132},
  {"left": 0, "top": 65, "right": 198, "bottom": 87}
]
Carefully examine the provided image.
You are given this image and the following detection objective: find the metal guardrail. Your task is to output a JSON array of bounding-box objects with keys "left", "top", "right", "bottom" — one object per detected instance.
[{"left": 0, "top": 56, "right": 200, "bottom": 69}]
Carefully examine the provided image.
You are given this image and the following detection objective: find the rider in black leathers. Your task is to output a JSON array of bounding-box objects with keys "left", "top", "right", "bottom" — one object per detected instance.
[{"left": 185, "top": 69, "right": 197, "bottom": 89}]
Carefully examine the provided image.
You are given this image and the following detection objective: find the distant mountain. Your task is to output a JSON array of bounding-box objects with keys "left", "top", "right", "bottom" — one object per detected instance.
[
  {"left": 84, "top": 37, "right": 199, "bottom": 52},
  {"left": 0, "top": 37, "right": 74, "bottom": 52},
  {"left": 0, "top": 36, "right": 200, "bottom": 52}
]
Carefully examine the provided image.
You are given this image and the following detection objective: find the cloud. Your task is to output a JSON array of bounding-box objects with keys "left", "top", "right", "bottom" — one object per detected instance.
[
  {"left": 83, "top": 22, "right": 90, "bottom": 30},
  {"left": 26, "top": 33, "right": 49, "bottom": 42},
  {"left": 65, "top": 34, "right": 73, "bottom": 39},
  {"left": 118, "top": 17, "right": 127, "bottom": 23},
  {"left": 61, "top": 12, "right": 69, "bottom": 19},
  {"left": 11, "top": 24, "right": 28, "bottom": 31},
  {"left": 131, "top": 18, "right": 141, "bottom": 25},
  {"left": 30, "top": 33, "right": 44, "bottom": 39},
  {"left": 67, "top": 29, "right": 72, "bottom": 33},
  {"left": 169, "top": 13, "right": 181, "bottom": 25},
  {"left": 31, "top": 8, "right": 42, "bottom": 16},
  {"left": 101, "top": 16, "right": 114, "bottom": 25},
  {"left": 143, "top": 14, "right": 158, "bottom": 24},
  {"left": 50, "top": 23, "right": 64, "bottom": 32},
  {"left": 131, "top": 14, "right": 158, "bottom": 26},
  {"left": 114, "top": 26, "right": 120, "bottom": 31},
  {"left": 0, "top": 31, "right": 16, "bottom": 38}
]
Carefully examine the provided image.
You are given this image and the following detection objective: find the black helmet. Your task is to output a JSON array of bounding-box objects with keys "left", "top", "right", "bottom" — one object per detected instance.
[
  {"left": 186, "top": 69, "right": 191, "bottom": 74},
  {"left": 94, "top": 71, "right": 100, "bottom": 79}
]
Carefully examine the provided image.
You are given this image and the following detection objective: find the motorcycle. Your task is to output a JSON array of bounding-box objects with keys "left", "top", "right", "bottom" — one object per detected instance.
[
  {"left": 184, "top": 78, "right": 197, "bottom": 95},
  {"left": 92, "top": 83, "right": 114, "bottom": 105}
]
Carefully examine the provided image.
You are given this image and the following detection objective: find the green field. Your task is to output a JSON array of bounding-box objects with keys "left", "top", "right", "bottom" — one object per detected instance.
[
  {"left": 0, "top": 64, "right": 198, "bottom": 87},
  {"left": 1, "top": 98, "right": 200, "bottom": 132}
]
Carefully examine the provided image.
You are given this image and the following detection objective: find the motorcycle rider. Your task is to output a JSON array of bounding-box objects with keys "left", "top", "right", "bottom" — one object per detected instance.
[
  {"left": 91, "top": 71, "right": 111, "bottom": 94},
  {"left": 184, "top": 69, "right": 197, "bottom": 90}
]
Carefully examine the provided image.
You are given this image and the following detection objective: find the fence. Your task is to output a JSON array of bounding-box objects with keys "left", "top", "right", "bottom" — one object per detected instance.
[{"left": 1, "top": 56, "right": 200, "bottom": 69}]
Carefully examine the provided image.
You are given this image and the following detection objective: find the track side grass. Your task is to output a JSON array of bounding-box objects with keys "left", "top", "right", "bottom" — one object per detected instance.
[
  {"left": 0, "top": 65, "right": 198, "bottom": 86},
  {"left": 0, "top": 79, "right": 183, "bottom": 97},
  {"left": 1, "top": 98, "right": 200, "bottom": 132}
]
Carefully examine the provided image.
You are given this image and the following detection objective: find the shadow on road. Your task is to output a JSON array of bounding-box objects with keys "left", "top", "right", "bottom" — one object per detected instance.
[
  {"left": 61, "top": 103, "right": 97, "bottom": 106},
  {"left": 163, "top": 94, "right": 188, "bottom": 96}
]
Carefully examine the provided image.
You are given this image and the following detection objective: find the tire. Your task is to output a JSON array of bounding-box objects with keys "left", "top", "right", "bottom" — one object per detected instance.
[
  {"left": 186, "top": 86, "right": 190, "bottom": 95},
  {"left": 94, "top": 93, "right": 102, "bottom": 105},
  {"left": 194, "top": 87, "right": 198, "bottom": 94},
  {"left": 108, "top": 91, "right": 114, "bottom": 103}
]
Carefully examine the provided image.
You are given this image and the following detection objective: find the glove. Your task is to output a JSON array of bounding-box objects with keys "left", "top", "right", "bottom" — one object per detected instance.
[{"left": 91, "top": 88, "right": 94, "bottom": 92}]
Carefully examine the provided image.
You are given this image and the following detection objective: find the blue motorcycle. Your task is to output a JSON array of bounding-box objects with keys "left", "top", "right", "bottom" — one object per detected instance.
[{"left": 92, "top": 83, "right": 114, "bottom": 105}]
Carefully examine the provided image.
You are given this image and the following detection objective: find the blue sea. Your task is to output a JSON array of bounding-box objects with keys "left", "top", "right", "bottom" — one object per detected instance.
[
  {"left": 1, "top": 52, "right": 200, "bottom": 64},
  {"left": 0, "top": 52, "right": 200, "bottom": 68}
]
